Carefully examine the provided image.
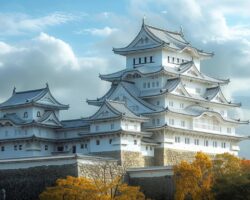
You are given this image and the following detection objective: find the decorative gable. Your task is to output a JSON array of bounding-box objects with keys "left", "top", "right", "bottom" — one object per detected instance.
[
  {"left": 39, "top": 111, "right": 61, "bottom": 127},
  {"left": 211, "top": 91, "right": 228, "bottom": 104},
  {"left": 38, "top": 92, "right": 57, "bottom": 105},
  {"left": 171, "top": 84, "right": 190, "bottom": 97},
  {"left": 110, "top": 85, "right": 153, "bottom": 113},
  {"left": 90, "top": 104, "right": 119, "bottom": 120}
]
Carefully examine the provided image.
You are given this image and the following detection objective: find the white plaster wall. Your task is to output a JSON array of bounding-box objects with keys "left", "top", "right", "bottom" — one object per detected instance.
[
  {"left": 89, "top": 136, "right": 121, "bottom": 153},
  {"left": 163, "top": 133, "right": 238, "bottom": 155},
  {"left": 90, "top": 120, "right": 121, "bottom": 133},
  {"left": 126, "top": 50, "right": 162, "bottom": 69},
  {"left": 141, "top": 144, "right": 154, "bottom": 156}
]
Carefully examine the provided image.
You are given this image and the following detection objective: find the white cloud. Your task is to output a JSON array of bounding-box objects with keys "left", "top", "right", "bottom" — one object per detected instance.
[
  {"left": 0, "top": 12, "right": 78, "bottom": 35},
  {"left": 0, "top": 33, "right": 110, "bottom": 119},
  {"left": 76, "top": 26, "right": 118, "bottom": 37}
]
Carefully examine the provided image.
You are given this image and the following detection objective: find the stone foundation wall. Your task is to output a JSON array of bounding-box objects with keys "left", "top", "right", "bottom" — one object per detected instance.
[
  {"left": 91, "top": 151, "right": 146, "bottom": 167},
  {"left": 144, "top": 156, "right": 154, "bottom": 167},
  {"left": 0, "top": 164, "right": 78, "bottom": 200},
  {"left": 154, "top": 148, "right": 199, "bottom": 166}
]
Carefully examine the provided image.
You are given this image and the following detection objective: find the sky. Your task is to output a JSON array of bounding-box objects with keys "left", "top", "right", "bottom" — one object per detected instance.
[{"left": 0, "top": 0, "right": 250, "bottom": 158}]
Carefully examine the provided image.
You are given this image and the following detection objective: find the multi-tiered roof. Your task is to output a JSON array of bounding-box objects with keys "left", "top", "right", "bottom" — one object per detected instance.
[{"left": 87, "top": 21, "right": 248, "bottom": 140}]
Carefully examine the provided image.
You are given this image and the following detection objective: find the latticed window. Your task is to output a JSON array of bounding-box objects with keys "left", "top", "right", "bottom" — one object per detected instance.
[{"left": 23, "top": 112, "right": 28, "bottom": 118}]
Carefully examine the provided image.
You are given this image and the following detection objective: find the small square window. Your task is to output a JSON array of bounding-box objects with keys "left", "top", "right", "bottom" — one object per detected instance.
[
  {"left": 1, "top": 146, "right": 4, "bottom": 151},
  {"left": 156, "top": 101, "right": 160, "bottom": 105},
  {"left": 204, "top": 140, "right": 209, "bottom": 147},
  {"left": 134, "top": 140, "right": 137, "bottom": 145},
  {"left": 111, "top": 123, "right": 114, "bottom": 130},
  {"left": 150, "top": 56, "right": 153, "bottom": 63},
  {"left": 14, "top": 145, "right": 17, "bottom": 151},
  {"left": 169, "top": 101, "right": 174, "bottom": 107},
  {"left": 85, "top": 144, "right": 88, "bottom": 148},
  {"left": 45, "top": 145, "right": 48, "bottom": 150},
  {"left": 195, "top": 139, "right": 199, "bottom": 145},
  {"left": 81, "top": 144, "right": 84, "bottom": 149},
  {"left": 95, "top": 126, "right": 99, "bottom": 131},
  {"left": 19, "top": 145, "right": 22, "bottom": 150},
  {"left": 185, "top": 138, "right": 190, "bottom": 144},
  {"left": 109, "top": 139, "right": 112, "bottom": 144},
  {"left": 144, "top": 57, "right": 147, "bottom": 63},
  {"left": 96, "top": 140, "right": 100, "bottom": 145},
  {"left": 175, "top": 136, "right": 180, "bottom": 143},
  {"left": 213, "top": 141, "right": 217, "bottom": 148},
  {"left": 143, "top": 82, "right": 146, "bottom": 88}
]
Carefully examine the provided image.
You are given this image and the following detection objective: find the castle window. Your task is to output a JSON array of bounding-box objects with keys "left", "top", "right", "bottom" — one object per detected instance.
[
  {"left": 168, "top": 56, "right": 170, "bottom": 63},
  {"left": 156, "top": 81, "right": 159, "bottom": 87},
  {"left": 133, "top": 58, "right": 135, "bottom": 65},
  {"left": 81, "top": 144, "right": 84, "bottom": 149},
  {"left": 221, "top": 142, "right": 226, "bottom": 148},
  {"left": 19, "top": 145, "right": 22, "bottom": 150},
  {"left": 139, "top": 57, "right": 141, "bottom": 64},
  {"left": 37, "top": 111, "right": 41, "bottom": 117},
  {"left": 23, "top": 112, "right": 28, "bottom": 118},
  {"left": 169, "top": 119, "right": 174, "bottom": 125},
  {"left": 1, "top": 146, "right": 4, "bottom": 151},
  {"left": 109, "top": 139, "right": 112, "bottom": 144},
  {"left": 213, "top": 141, "right": 217, "bottom": 148},
  {"left": 57, "top": 146, "right": 64, "bottom": 152},
  {"left": 156, "top": 101, "right": 160, "bottom": 105},
  {"left": 227, "top": 128, "right": 231, "bottom": 133},
  {"left": 150, "top": 146, "right": 152, "bottom": 151},
  {"left": 143, "top": 82, "right": 146, "bottom": 88},
  {"left": 195, "top": 88, "right": 201, "bottom": 94},
  {"left": 180, "top": 103, "right": 184, "bottom": 108},
  {"left": 175, "top": 136, "right": 180, "bottom": 143},
  {"left": 134, "top": 124, "right": 138, "bottom": 130},
  {"left": 146, "top": 146, "right": 148, "bottom": 150},
  {"left": 204, "top": 140, "right": 209, "bottom": 147},
  {"left": 125, "top": 124, "right": 128, "bottom": 130},
  {"left": 96, "top": 140, "right": 100, "bottom": 145},
  {"left": 147, "top": 82, "right": 150, "bottom": 88},
  {"left": 177, "top": 58, "right": 180, "bottom": 63},
  {"left": 157, "top": 119, "right": 160, "bottom": 125},
  {"left": 169, "top": 101, "right": 174, "bottom": 107},
  {"left": 185, "top": 138, "right": 190, "bottom": 144},
  {"left": 152, "top": 119, "right": 155, "bottom": 125},
  {"left": 95, "top": 125, "right": 99, "bottom": 131},
  {"left": 150, "top": 56, "right": 153, "bottom": 63},
  {"left": 182, "top": 59, "right": 184, "bottom": 63},
  {"left": 134, "top": 140, "right": 137, "bottom": 145},
  {"left": 195, "top": 139, "right": 199, "bottom": 145},
  {"left": 172, "top": 57, "right": 175, "bottom": 63},
  {"left": 111, "top": 123, "right": 114, "bottom": 130},
  {"left": 85, "top": 144, "right": 88, "bottom": 148},
  {"left": 144, "top": 57, "right": 147, "bottom": 63},
  {"left": 14, "top": 145, "right": 17, "bottom": 151},
  {"left": 45, "top": 145, "right": 48, "bottom": 150},
  {"left": 181, "top": 120, "right": 185, "bottom": 127}
]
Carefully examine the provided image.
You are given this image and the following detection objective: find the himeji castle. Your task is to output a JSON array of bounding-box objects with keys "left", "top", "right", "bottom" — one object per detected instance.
[{"left": 0, "top": 21, "right": 249, "bottom": 167}]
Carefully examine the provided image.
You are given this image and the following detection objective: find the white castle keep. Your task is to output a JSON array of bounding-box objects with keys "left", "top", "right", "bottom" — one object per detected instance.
[{"left": 0, "top": 21, "right": 248, "bottom": 167}]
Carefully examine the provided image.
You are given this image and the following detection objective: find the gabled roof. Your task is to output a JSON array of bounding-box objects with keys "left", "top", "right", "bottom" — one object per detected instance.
[
  {"left": 60, "top": 118, "right": 90, "bottom": 129},
  {"left": 113, "top": 22, "right": 213, "bottom": 58},
  {"left": 100, "top": 62, "right": 229, "bottom": 85},
  {"left": 89, "top": 100, "right": 148, "bottom": 122},
  {"left": 0, "top": 84, "right": 69, "bottom": 110},
  {"left": 140, "top": 77, "right": 187, "bottom": 97},
  {"left": 37, "top": 111, "right": 62, "bottom": 127},
  {"left": 0, "top": 113, "right": 33, "bottom": 125},
  {"left": 87, "top": 81, "right": 160, "bottom": 112}
]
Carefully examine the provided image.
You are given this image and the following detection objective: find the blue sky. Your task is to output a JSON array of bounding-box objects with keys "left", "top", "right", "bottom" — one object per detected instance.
[{"left": 0, "top": 0, "right": 250, "bottom": 158}]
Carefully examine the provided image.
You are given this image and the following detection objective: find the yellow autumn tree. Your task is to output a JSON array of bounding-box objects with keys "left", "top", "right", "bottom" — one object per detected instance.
[
  {"left": 174, "top": 152, "right": 214, "bottom": 200},
  {"left": 39, "top": 175, "right": 145, "bottom": 200}
]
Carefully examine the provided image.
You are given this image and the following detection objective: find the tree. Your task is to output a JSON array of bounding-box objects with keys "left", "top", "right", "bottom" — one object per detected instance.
[
  {"left": 39, "top": 176, "right": 146, "bottom": 200},
  {"left": 174, "top": 152, "right": 213, "bottom": 200},
  {"left": 212, "top": 154, "right": 250, "bottom": 200}
]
